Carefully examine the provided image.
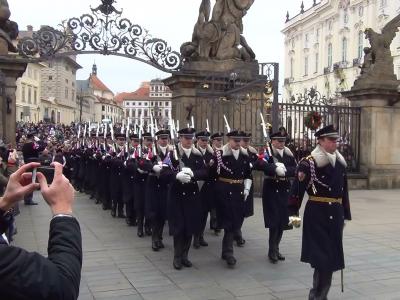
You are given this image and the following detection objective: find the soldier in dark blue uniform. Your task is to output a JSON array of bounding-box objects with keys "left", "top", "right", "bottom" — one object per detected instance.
[
  {"left": 255, "top": 132, "right": 297, "bottom": 263},
  {"left": 212, "top": 130, "right": 252, "bottom": 267},
  {"left": 134, "top": 133, "right": 155, "bottom": 237},
  {"left": 232, "top": 132, "right": 258, "bottom": 247},
  {"left": 209, "top": 132, "right": 224, "bottom": 235},
  {"left": 124, "top": 134, "right": 139, "bottom": 226},
  {"left": 288, "top": 125, "right": 351, "bottom": 300},
  {"left": 160, "top": 128, "right": 208, "bottom": 270},
  {"left": 193, "top": 131, "right": 214, "bottom": 249},
  {"left": 109, "top": 133, "right": 127, "bottom": 218},
  {"left": 146, "top": 130, "right": 172, "bottom": 251}
]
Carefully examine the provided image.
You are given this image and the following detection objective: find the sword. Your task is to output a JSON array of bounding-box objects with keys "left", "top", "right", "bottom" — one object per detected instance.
[{"left": 223, "top": 115, "right": 231, "bottom": 133}]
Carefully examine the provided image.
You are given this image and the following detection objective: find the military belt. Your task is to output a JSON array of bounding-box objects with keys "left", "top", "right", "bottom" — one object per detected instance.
[
  {"left": 309, "top": 196, "right": 342, "bottom": 204},
  {"left": 218, "top": 177, "right": 244, "bottom": 184},
  {"left": 264, "top": 176, "right": 288, "bottom": 181}
]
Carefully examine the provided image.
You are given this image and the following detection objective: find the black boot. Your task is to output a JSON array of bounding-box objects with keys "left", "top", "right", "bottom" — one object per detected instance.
[
  {"left": 268, "top": 228, "right": 278, "bottom": 264},
  {"left": 111, "top": 205, "right": 116, "bottom": 218},
  {"left": 137, "top": 219, "right": 144, "bottom": 237},
  {"left": 199, "top": 235, "right": 208, "bottom": 247},
  {"left": 118, "top": 205, "right": 125, "bottom": 218},
  {"left": 193, "top": 235, "right": 201, "bottom": 249},
  {"left": 173, "top": 235, "right": 183, "bottom": 270},
  {"left": 182, "top": 235, "right": 193, "bottom": 267},
  {"left": 152, "top": 240, "right": 160, "bottom": 251},
  {"left": 222, "top": 231, "right": 236, "bottom": 268}
]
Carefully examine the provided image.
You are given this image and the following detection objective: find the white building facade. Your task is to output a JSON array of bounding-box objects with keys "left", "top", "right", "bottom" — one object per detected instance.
[
  {"left": 119, "top": 79, "right": 172, "bottom": 127},
  {"left": 282, "top": 0, "right": 400, "bottom": 101},
  {"left": 15, "top": 62, "right": 45, "bottom": 122}
]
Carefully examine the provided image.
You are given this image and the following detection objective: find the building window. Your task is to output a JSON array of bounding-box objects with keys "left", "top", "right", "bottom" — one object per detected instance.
[
  {"left": 48, "top": 76, "right": 53, "bottom": 80},
  {"left": 28, "top": 86, "right": 32, "bottom": 104},
  {"left": 358, "top": 31, "right": 364, "bottom": 59},
  {"left": 342, "top": 37, "right": 347, "bottom": 62},
  {"left": 144, "top": 110, "right": 148, "bottom": 117},
  {"left": 65, "top": 87, "right": 68, "bottom": 99},
  {"left": 328, "top": 43, "right": 333, "bottom": 67},
  {"left": 65, "top": 79, "right": 68, "bottom": 84},
  {"left": 343, "top": 11, "right": 349, "bottom": 25},
  {"left": 304, "top": 56, "right": 309, "bottom": 76},
  {"left": 315, "top": 53, "right": 319, "bottom": 73},
  {"left": 102, "top": 114, "right": 105, "bottom": 120},
  {"left": 22, "top": 85, "right": 26, "bottom": 103},
  {"left": 290, "top": 58, "right": 294, "bottom": 78},
  {"left": 138, "top": 102, "right": 142, "bottom": 106},
  {"left": 34, "top": 88, "right": 37, "bottom": 105},
  {"left": 102, "top": 105, "right": 105, "bottom": 111}
]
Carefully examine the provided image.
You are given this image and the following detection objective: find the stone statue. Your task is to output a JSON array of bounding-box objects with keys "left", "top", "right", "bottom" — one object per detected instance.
[
  {"left": 0, "top": 0, "right": 18, "bottom": 54},
  {"left": 352, "top": 14, "right": 400, "bottom": 91},
  {"left": 181, "top": 0, "right": 256, "bottom": 62}
]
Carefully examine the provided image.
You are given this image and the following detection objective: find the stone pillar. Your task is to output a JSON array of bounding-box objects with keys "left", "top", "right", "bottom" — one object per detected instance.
[
  {"left": 0, "top": 57, "right": 27, "bottom": 147},
  {"left": 164, "top": 60, "right": 261, "bottom": 135},
  {"left": 342, "top": 88, "right": 400, "bottom": 189}
]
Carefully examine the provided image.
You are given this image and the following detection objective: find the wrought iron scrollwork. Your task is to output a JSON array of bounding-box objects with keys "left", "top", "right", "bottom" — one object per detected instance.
[
  {"left": 17, "top": 0, "right": 182, "bottom": 73},
  {"left": 17, "top": 26, "right": 73, "bottom": 59},
  {"left": 289, "top": 87, "right": 335, "bottom": 106}
]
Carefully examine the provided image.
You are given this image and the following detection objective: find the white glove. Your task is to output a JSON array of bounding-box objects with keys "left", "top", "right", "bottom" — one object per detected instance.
[
  {"left": 137, "top": 168, "right": 148, "bottom": 174},
  {"left": 176, "top": 171, "right": 191, "bottom": 183},
  {"left": 243, "top": 189, "right": 250, "bottom": 201},
  {"left": 152, "top": 165, "right": 162, "bottom": 174},
  {"left": 276, "top": 166, "right": 286, "bottom": 177},
  {"left": 275, "top": 162, "right": 287, "bottom": 172},
  {"left": 182, "top": 167, "right": 194, "bottom": 178}
]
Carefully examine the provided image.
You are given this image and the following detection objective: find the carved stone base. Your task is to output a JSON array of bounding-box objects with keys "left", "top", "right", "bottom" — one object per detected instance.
[
  {"left": 181, "top": 59, "right": 259, "bottom": 80},
  {"left": 342, "top": 89, "right": 400, "bottom": 189}
]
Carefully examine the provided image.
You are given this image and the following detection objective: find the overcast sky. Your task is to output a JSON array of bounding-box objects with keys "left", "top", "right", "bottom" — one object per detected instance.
[{"left": 10, "top": 0, "right": 308, "bottom": 94}]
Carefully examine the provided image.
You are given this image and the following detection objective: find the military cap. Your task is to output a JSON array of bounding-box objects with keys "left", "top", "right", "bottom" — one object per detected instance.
[
  {"left": 315, "top": 125, "right": 339, "bottom": 139},
  {"left": 195, "top": 131, "right": 211, "bottom": 139},
  {"left": 270, "top": 132, "right": 287, "bottom": 141}
]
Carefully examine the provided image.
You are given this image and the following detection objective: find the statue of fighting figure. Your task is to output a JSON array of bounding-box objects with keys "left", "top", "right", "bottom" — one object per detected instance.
[
  {"left": 353, "top": 14, "right": 400, "bottom": 90},
  {"left": 0, "top": 0, "right": 18, "bottom": 54},
  {"left": 181, "top": 0, "right": 256, "bottom": 62}
]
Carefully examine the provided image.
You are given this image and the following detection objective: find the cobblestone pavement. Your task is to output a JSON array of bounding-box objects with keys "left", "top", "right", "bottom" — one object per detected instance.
[{"left": 13, "top": 189, "right": 400, "bottom": 300}]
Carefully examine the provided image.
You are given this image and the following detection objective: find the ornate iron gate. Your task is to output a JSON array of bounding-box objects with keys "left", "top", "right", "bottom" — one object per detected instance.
[{"left": 278, "top": 88, "right": 361, "bottom": 172}]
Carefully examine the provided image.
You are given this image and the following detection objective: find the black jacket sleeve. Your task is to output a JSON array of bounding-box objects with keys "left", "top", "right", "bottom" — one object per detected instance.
[{"left": 0, "top": 217, "right": 82, "bottom": 300}]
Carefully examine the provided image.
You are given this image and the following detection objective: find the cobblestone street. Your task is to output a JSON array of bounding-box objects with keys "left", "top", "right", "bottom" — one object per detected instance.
[{"left": 13, "top": 189, "right": 400, "bottom": 300}]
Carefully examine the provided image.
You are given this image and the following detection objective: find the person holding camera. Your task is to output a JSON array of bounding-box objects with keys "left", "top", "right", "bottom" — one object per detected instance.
[{"left": 0, "top": 162, "right": 82, "bottom": 300}]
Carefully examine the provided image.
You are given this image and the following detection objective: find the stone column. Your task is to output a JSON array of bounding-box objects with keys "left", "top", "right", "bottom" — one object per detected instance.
[
  {"left": 164, "top": 60, "right": 261, "bottom": 136},
  {"left": 0, "top": 57, "right": 27, "bottom": 147},
  {"left": 342, "top": 88, "right": 400, "bottom": 189}
]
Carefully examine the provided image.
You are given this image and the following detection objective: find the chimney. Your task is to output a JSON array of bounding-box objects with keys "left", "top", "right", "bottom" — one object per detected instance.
[{"left": 27, "top": 25, "right": 33, "bottom": 31}]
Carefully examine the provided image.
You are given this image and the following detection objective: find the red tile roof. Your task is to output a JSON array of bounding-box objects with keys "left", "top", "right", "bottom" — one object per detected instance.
[
  {"left": 115, "top": 82, "right": 150, "bottom": 103},
  {"left": 90, "top": 74, "right": 113, "bottom": 94}
]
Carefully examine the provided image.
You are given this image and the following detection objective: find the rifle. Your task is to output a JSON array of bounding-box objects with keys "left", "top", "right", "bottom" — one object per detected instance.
[
  {"left": 260, "top": 112, "right": 272, "bottom": 161},
  {"left": 223, "top": 115, "right": 231, "bottom": 133},
  {"left": 206, "top": 119, "right": 210, "bottom": 133}
]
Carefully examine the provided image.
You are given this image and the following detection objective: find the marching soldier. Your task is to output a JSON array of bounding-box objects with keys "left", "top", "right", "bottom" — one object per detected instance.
[
  {"left": 193, "top": 131, "right": 214, "bottom": 249},
  {"left": 288, "top": 125, "right": 351, "bottom": 300},
  {"left": 134, "top": 133, "right": 154, "bottom": 237},
  {"left": 255, "top": 132, "right": 297, "bottom": 263},
  {"left": 209, "top": 132, "right": 224, "bottom": 235},
  {"left": 161, "top": 128, "right": 207, "bottom": 270},
  {"left": 146, "top": 129, "right": 172, "bottom": 251},
  {"left": 212, "top": 130, "right": 252, "bottom": 267},
  {"left": 123, "top": 133, "right": 139, "bottom": 226},
  {"left": 232, "top": 131, "right": 258, "bottom": 247},
  {"left": 109, "top": 133, "right": 126, "bottom": 218},
  {"left": 100, "top": 133, "right": 113, "bottom": 210}
]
